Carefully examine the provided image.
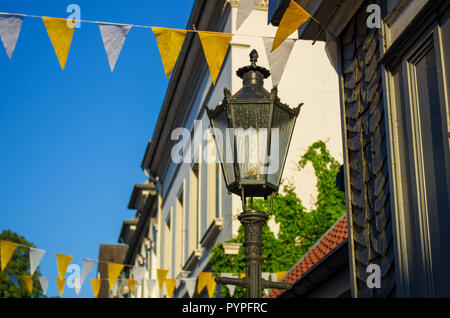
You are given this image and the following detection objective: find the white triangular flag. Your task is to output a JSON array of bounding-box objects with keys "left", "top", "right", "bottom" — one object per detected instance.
[
  {"left": 111, "top": 280, "right": 119, "bottom": 297},
  {"left": 7, "top": 274, "right": 19, "bottom": 288},
  {"left": 39, "top": 277, "right": 49, "bottom": 295},
  {"left": 81, "top": 259, "right": 97, "bottom": 284},
  {"left": 179, "top": 270, "right": 191, "bottom": 278},
  {"left": 270, "top": 272, "right": 277, "bottom": 282},
  {"left": 132, "top": 266, "right": 145, "bottom": 282},
  {"left": 184, "top": 278, "right": 197, "bottom": 298},
  {"left": 146, "top": 279, "right": 156, "bottom": 296},
  {"left": 74, "top": 278, "right": 81, "bottom": 296},
  {"left": 262, "top": 272, "right": 271, "bottom": 296},
  {"left": 99, "top": 23, "right": 131, "bottom": 71},
  {"left": 0, "top": 13, "right": 24, "bottom": 59},
  {"left": 29, "top": 247, "right": 45, "bottom": 276},
  {"left": 325, "top": 30, "right": 338, "bottom": 72},
  {"left": 236, "top": 0, "right": 260, "bottom": 30},
  {"left": 221, "top": 273, "right": 237, "bottom": 297},
  {"left": 263, "top": 37, "right": 296, "bottom": 87}
]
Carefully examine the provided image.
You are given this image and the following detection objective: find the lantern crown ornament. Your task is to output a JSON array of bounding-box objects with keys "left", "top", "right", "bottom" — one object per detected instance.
[{"left": 207, "top": 49, "right": 302, "bottom": 199}]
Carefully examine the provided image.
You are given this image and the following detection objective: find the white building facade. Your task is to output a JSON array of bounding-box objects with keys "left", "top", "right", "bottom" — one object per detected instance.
[{"left": 118, "top": 0, "right": 342, "bottom": 298}]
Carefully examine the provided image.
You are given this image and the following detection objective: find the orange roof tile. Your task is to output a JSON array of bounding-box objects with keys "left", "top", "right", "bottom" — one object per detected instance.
[{"left": 266, "top": 215, "right": 348, "bottom": 298}]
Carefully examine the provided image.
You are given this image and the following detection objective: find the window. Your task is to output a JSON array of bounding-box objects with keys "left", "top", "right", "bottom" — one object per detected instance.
[
  {"left": 163, "top": 211, "right": 171, "bottom": 272},
  {"left": 384, "top": 3, "right": 450, "bottom": 296},
  {"left": 174, "top": 188, "right": 184, "bottom": 274},
  {"left": 216, "top": 163, "right": 221, "bottom": 218},
  {"left": 152, "top": 224, "right": 157, "bottom": 252},
  {"left": 189, "top": 163, "right": 200, "bottom": 258},
  {"left": 207, "top": 136, "right": 217, "bottom": 225}
]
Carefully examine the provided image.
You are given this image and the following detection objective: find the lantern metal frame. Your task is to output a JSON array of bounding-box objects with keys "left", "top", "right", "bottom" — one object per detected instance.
[
  {"left": 206, "top": 50, "right": 302, "bottom": 200},
  {"left": 208, "top": 50, "right": 302, "bottom": 298}
]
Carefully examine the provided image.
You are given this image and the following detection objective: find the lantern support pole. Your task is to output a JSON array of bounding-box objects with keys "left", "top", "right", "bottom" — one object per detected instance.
[{"left": 215, "top": 192, "right": 291, "bottom": 298}]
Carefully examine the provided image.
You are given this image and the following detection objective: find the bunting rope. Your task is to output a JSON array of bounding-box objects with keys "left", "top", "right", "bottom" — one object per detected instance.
[
  {"left": 0, "top": 2, "right": 316, "bottom": 83},
  {"left": 0, "top": 11, "right": 298, "bottom": 39},
  {"left": 1, "top": 238, "right": 286, "bottom": 298}
]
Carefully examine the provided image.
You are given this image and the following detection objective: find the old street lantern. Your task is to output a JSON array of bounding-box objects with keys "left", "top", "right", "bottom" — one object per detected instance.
[
  {"left": 207, "top": 50, "right": 301, "bottom": 200},
  {"left": 207, "top": 50, "right": 302, "bottom": 298}
]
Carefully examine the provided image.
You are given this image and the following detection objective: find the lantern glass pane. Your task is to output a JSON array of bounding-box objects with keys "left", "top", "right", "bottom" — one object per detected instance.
[
  {"left": 210, "top": 107, "right": 235, "bottom": 186},
  {"left": 235, "top": 127, "right": 267, "bottom": 182},
  {"left": 267, "top": 105, "right": 296, "bottom": 186},
  {"left": 230, "top": 103, "right": 271, "bottom": 182}
]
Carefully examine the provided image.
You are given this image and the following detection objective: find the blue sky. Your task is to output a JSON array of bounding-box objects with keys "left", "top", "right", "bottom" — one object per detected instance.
[{"left": 0, "top": 0, "right": 194, "bottom": 298}]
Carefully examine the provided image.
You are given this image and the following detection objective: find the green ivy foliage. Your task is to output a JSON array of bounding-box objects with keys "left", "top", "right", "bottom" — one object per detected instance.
[
  {"left": 0, "top": 230, "right": 46, "bottom": 298},
  {"left": 210, "top": 141, "right": 346, "bottom": 298}
]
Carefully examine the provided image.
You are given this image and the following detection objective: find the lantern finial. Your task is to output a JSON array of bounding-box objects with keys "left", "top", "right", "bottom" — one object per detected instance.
[
  {"left": 250, "top": 49, "right": 258, "bottom": 66},
  {"left": 236, "top": 49, "right": 270, "bottom": 80}
]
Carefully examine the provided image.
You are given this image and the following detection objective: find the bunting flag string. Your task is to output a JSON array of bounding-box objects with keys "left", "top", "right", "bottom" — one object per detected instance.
[
  {"left": 22, "top": 275, "right": 33, "bottom": 294},
  {"left": 206, "top": 274, "right": 217, "bottom": 298},
  {"left": 107, "top": 262, "right": 125, "bottom": 290},
  {"left": 42, "top": 17, "right": 75, "bottom": 70},
  {"left": 126, "top": 278, "right": 136, "bottom": 293},
  {"left": 263, "top": 37, "right": 295, "bottom": 87},
  {"left": 184, "top": 277, "right": 197, "bottom": 298},
  {"left": 111, "top": 279, "right": 119, "bottom": 297},
  {"left": 0, "top": 238, "right": 292, "bottom": 298},
  {"left": 165, "top": 278, "right": 176, "bottom": 298},
  {"left": 132, "top": 265, "right": 146, "bottom": 282},
  {"left": 197, "top": 272, "right": 211, "bottom": 295},
  {"left": 90, "top": 278, "right": 101, "bottom": 298},
  {"left": 56, "top": 253, "right": 73, "bottom": 278},
  {"left": 179, "top": 270, "right": 192, "bottom": 278},
  {"left": 29, "top": 247, "right": 45, "bottom": 276},
  {"left": 99, "top": 23, "right": 132, "bottom": 71},
  {"left": 156, "top": 268, "right": 168, "bottom": 292},
  {"left": 236, "top": 0, "right": 260, "bottom": 31},
  {"left": 272, "top": 0, "right": 312, "bottom": 52},
  {"left": 39, "top": 277, "right": 49, "bottom": 295},
  {"left": 146, "top": 279, "right": 156, "bottom": 296},
  {"left": 198, "top": 31, "right": 233, "bottom": 85},
  {"left": 74, "top": 278, "right": 82, "bottom": 296},
  {"left": 1, "top": 240, "right": 19, "bottom": 271},
  {"left": 0, "top": 13, "right": 24, "bottom": 59},
  {"left": 151, "top": 27, "right": 187, "bottom": 78},
  {"left": 55, "top": 277, "right": 66, "bottom": 296},
  {"left": 0, "top": 7, "right": 321, "bottom": 85},
  {"left": 81, "top": 259, "right": 97, "bottom": 284},
  {"left": 275, "top": 271, "right": 287, "bottom": 281}
]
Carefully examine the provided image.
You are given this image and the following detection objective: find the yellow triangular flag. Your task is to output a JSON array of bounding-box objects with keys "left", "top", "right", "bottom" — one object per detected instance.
[
  {"left": 126, "top": 278, "right": 136, "bottom": 293},
  {"left": 165, "top": 278, "right": 176, "bottom": 298},
  {"left": 90, "top": 278, "right": 101, "bottom": 298},
  {"left": 197, "top": 272, "right": 211, "bottom": 294},
  {"left": 56, "top": 253, "right": 73, "bottom": 278},
  {"left": 107, "top": 262, "right": 124, "bottom": 290},
  {"left": 156, "top": 269, "right": 168, "bottom": 291},
  {"left": 1, "top": 240, "right": 19, "bottom": 271},
  {"left": 22, "top": 275, "right": 33, "bottom": 294},
  {"left": 276, "top": 271, "right": 287, "bottom": 281},
  {"left": 272, "top": 0, "right": 311, "bottom": 52},
  {"left": 206, "top": 275, "right": 217, "bottom": 298},
  {"left": 198, "top": 31, "right": 233, "bottom": 85},
  {"left": 56, "top": 277, "right": 65, "bottom": 296},
  {"left": 42, "top": 17, "right": 75, "bottom": 70},
  {"left": 151, "top": 27, "right": 187, "bottom": 78}
]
